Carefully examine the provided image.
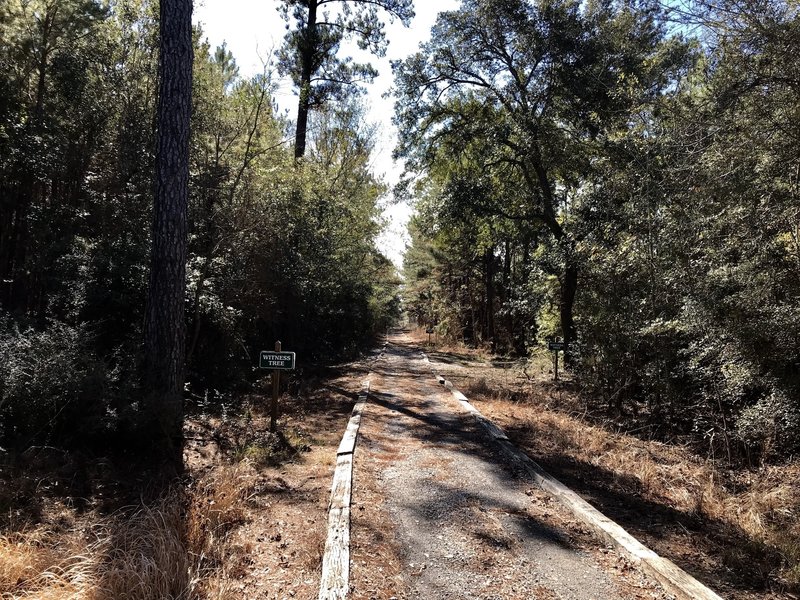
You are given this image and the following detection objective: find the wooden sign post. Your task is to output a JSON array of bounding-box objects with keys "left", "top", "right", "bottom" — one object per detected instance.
[
  {"left": 259, "top": 341, "right": 296, "bottom": 433},
  {"left": 271, "top": 341, "right": 281, "bottom": 432},
  {"left": 548, "top": 339, "right": 565, "bottom": 381}
]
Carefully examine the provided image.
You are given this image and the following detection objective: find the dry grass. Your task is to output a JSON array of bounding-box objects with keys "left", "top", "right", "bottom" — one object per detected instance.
[
  {"left": 530, "top": 405, "right": 799, "bottom": 544},
  {"left": 465, "top": 377, "right": 493, "bottom": 397},
  {"left": 0, "top": 498, "right": 189, "bottom": 599},
  {"left": 0, "top": 462, "right": 257, "bottom": 600},
  {"left": 186, "top": 462, "right": 256, "bottom": 560},
  {"left": 0, "top": 362, "right": 367, "bottom": 600},
  {"left": 0, "top": 531, "right": 63, "bottom": 594},
  {"left": 465, "top": 371, "right": 800, "bottom": 592}
]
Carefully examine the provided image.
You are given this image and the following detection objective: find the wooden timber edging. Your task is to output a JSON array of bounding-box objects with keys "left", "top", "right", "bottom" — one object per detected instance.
[
  {"left": 418, "top": 352, "right": 724, "bottom": 600},
  {"left": 318, "top": 380, "right": 370, "bottom": 600}
]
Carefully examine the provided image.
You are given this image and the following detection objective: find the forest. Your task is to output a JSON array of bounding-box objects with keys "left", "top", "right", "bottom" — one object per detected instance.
[
  {"left": 2, "top": 0, "right": 794, "bottom": 465},
  {"left": 0, "top": 0, "right": 799, "bottom": 596},
  {"left": 398, "top": 0, "right": 800, "bottom": 463},
  {"left": 0, "top": 0, "right": 403, "bottom": 456}
]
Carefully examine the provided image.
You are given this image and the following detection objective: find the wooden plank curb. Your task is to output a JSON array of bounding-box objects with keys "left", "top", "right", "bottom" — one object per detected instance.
[
  {"left": 424, "top": 358, "right": 724, "bottom": 600},
  {"left": 318, "top": 380, "right": 370, "bottom": 600}
]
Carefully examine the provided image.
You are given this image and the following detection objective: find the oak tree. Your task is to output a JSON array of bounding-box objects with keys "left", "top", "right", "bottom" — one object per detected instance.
[{"left": 394, "top": 0, "right": 685, "bottom": 359}]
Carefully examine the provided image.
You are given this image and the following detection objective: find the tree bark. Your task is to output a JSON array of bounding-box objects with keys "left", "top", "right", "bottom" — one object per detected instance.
[
  {"left": 484, "top": 247, "right": 496, "bottom": 351},
  {"left": 561, "top": 263, "right": 578, "bottom": 365},
  {"left": 502, "top": 239, "right": 513, "bottom": 352},
  {"left": 294, "top": 0, "right": 318, "bottom": 159},
  {"left": 524, "top": 155, "right": 579, "bottom": 364},
  {"left": 143, "top": 0, "right": 193, "bottom": 468}
]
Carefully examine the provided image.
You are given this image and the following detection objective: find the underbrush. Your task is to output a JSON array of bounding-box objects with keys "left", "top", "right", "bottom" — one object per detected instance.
[
  {"left": 187, "top": 396, "right": 315, "bottom": 467},
  {"left": 0, "top": 463, "right": 255, "bottom": 599},
  {"left": 0, "top": 376, "right": 345, "bottom": 600},
  {"left": 232, "top": 427, "right": 313, "bottom": 466},
  {"left": 0, "top": 320, "right": 114, "bottom": 447},
  {"left": 463, "top": 374, "right": 800, "bottom": 593},
  {"left": 0, "top": 343, "right": 359, "bottom": 599}
]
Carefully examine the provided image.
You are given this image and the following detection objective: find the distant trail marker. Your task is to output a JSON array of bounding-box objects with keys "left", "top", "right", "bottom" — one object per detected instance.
[
  {"left": 259, "top": 341, "right": 296, "bottom": 432},
  {"left": 548, "top": 338, "right": 564, "bottom": 381}
]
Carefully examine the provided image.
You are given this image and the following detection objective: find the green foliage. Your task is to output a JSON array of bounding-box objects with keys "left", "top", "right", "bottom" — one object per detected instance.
[
  {"left": 276, "top": 0, "right": 414, "bottom": 91},
  {"left": 185, "top": 63, "right": 399, "bottom": 384},
  {"left": 399, "top": 0, "right": 800, "bottom": 460},
  {"left": 736, "top": 393, "right": 800, "bottom": 458},
  {"left": 394, "top": 0, "right": 691, "bottom": 357},
  {"left": 573, "top": 0, "right": 800, "bottom": 458},
  {"left": 0, "top": 0, "right": 400, "bottom": 449},
  {"left": 0, "top": 319, "right": 111, "bottom": 445},
  {"left": 276, "top": 0, "right": 414, "bottom": 155}
]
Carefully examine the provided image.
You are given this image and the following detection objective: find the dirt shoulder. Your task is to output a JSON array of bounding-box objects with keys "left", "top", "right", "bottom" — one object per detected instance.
[
  {"left": 182, "top": 362, "right": 377, "bottom": 600},
  {"left": 0, "top": 359, "right": 373, "bottom": 600},
  {"left": 420, "top": 333, "right": 797, "bottom": 600}
]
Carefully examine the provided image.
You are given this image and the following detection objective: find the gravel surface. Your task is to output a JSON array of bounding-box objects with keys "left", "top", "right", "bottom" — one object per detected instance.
[{"left": 350, "top": 333, "right": 663, "bottom": 600}]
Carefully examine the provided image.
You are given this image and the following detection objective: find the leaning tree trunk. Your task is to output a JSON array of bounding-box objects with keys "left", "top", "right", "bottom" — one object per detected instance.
[
  {"left": 560, "top": 262, "right": 578, "bottom": 365},
  {"left": 527, "top": 156, "right": 579, "bottom": 365},
  {"left": 143, "top": 0, "right": 193, "bottom": 469}
]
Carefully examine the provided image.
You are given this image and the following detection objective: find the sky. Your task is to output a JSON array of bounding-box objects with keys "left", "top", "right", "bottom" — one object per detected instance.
[{"left": 192, "top": 0, "right": 460, "bottom": 268}]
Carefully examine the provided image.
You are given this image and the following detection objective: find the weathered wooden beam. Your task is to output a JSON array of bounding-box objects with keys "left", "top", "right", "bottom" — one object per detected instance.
[
  {"left": 319, "top": 506, "right": 351, "bottom": 600},
  {"left": 319, "top": 381, "right": 369, "bottom": 600},
  {"left": 337, "top": 402, "right": 365, "bottom": 456},
  {"left": 329, "top": 454, "right": 353, "bottom": 510}
]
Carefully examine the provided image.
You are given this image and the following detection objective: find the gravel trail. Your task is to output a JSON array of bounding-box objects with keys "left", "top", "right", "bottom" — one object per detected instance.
[{"left": 349, "top": 333, "right": 664, "bottom": 600}]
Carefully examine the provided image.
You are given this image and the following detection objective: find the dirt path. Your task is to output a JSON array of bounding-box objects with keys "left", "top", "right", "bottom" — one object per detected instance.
[{"left": 349, "top": 333, "right": 668, "bottom": 600}]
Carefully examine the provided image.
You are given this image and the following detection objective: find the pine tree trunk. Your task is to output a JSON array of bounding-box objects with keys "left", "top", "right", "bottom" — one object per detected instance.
[
  {"left": 143, "top": 0, "right": 193, "bottom": 468},
  {"left": 294, "top": 0, "right": 318, "bottom": 159}
]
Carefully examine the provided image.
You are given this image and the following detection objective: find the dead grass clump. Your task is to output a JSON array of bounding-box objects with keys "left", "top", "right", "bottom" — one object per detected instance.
[
  {"left": 0, "top": 531, "right": 61, "bottom": 593},
  {"left": 773, "top": 530, "right": 800, "bottom": 586},
  {"left": 92, "top": 496, "right": 190, "bottom": 599},
  {"left": 186, "top": 461, "right": 256, "bottom": 566},
  {"left": 0, "top": 464, "right": 257, "bottom": 600},
  {"left": 465, "top": 377, "right": 493, "bottom": 398},
  {"left": 0, "top": 495, "right": 191, "bottom": 600},
  {"left": 464, "top": 375, "right": 526, "bottom": 403},
  {"left": 256, "top": 431, "right": 311, "bottom": 465}
]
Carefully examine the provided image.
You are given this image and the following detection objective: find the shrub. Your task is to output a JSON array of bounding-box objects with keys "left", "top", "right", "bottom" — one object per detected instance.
[
  {"left": 0, "top": 318, "right": 111, "bottom": 446},
  {"left": 736, "top": 392, "right": 800, "bottom": 461}
]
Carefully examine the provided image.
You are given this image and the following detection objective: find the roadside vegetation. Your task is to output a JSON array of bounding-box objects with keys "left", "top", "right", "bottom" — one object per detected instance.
[
  {"left": 420, "top": 329, "right": 799, "bottom": 597},
  {"left": 0, "top": 365, "right": 365, "bottom": 598},
  {"left": 1, "top": 0, "right": 797, "bottom": 596},
  {"left": 0, "top": 0, "right": 401, "bottom": 454},
  {"left": 400, "top": 1, "right": 799, "bottom": 477},
  {"left": 0, "top": 0, "right": 399, "bottom": 596}
]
